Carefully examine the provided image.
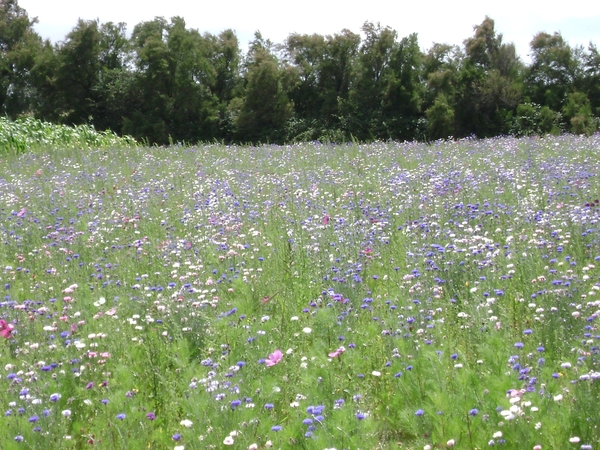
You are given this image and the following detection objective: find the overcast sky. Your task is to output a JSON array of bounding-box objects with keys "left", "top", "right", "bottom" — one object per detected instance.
[{"left": 18, "top": 0, "right": 600, "bottom": 63}]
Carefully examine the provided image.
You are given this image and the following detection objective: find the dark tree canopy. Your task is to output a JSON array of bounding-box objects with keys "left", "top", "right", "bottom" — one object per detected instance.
[{"left": 1, "top": 2, "right": 599, "bottom": 144}]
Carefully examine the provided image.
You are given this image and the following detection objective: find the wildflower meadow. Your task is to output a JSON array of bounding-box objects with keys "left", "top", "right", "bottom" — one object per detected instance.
[{"left": 1, "top": 134, "right": 600, "bottom": 449}]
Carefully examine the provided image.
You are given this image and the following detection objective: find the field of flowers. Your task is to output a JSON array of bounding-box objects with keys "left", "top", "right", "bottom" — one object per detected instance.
[{"left": 1, "top": 136, "right": 600, "bottom": 449}]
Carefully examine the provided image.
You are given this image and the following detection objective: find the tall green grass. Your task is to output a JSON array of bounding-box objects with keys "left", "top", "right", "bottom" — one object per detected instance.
[{"left": 0, "top": 117, "right": 137, "bottom": 154}]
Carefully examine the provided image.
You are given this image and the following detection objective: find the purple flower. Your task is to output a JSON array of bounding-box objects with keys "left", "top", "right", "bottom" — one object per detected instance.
[
  {"left": 146, "top": 412, "right": 156, "bottom": 420},
  {"left": 172, "top": 434, "right": 182, "bottom": 441},
  {"left": 415, "top": 409, "right": 425, "bottom": 416}
]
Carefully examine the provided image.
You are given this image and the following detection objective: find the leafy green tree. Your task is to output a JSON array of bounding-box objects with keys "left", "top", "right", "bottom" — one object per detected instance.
[
  {"left": 423, "top": 43, "right": 461, "bottom": 98},
  {"left": 344, "top": 23, "right": 425, "bottom": 141},
  {"left": 581, "top": 44, "right": 600, "bottom": 116},
  {"left": 0, "top": 0, "right": 42, "bottom": 117},
  {"left": 563, "top": 91, "right": 596, "bottom": 134},
  {"left": 233, "top": 32, "right": 293, "bottom": 143},
  {"left": 345, "top": 22, "right": 397, "bottom": 140},
  {"left": 206, "top": 29, "right": 242, "bottom": 141},
  {"left": 283, "top": 29, "right": 359, "bottom": 141},
  {"left": 124, "top": 17, "right": 172, "bottom": 143},
  {"left": 318, "top": 30, "right": 360, "bottom": 138},
  {"left": 380, "top": 33, "right": 424, "bottom": 140},
  {"left": 91, "top": 22, "right": 139, "bottom": 132},
  {"left": 29, "top": 39, "right": 59, "bottom": 120},
  {"left": 54, "top": 19, "right": 104, "bottom": 125},
  {"left": 166, "top": 17, "right": 219, "bottom": 142},
  {"left": 526, "top": 31, "right": 579, "bottom": 113},
  {"left": 538, "top": 105, "right": 560, "bottom": 134},
  {"left": 125, "top": 16, "right": 220, "bottom": 144},
  {"left": 455, "top": 17, "right": 523, "bottom": 137},
  {"left": 510, "top": 102, "right": 561, "bottom": 136},
  {"left": 284, "top": 32, "right": 326, "bottom": 122},
  {"left": 422, "top": 43, "right": 461, "bottom": 138},
  {"left": 31, "top": 18, "right": 140, "bottom": 134},
  {"left": 426, "top": 93, "right": 455, "bottom": 139}
]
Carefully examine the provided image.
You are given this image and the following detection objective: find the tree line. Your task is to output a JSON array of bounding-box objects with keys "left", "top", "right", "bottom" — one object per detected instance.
[{"left": 2, "top": 0, "right": 599, "bottom": 144}]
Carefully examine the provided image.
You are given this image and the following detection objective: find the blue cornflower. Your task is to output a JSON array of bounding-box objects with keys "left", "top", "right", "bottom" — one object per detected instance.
[
  {"left": 468, "top": 408, "right": 478, "bottom": 416},
  {"left": 271, "top": 425, "right": 282, "bottom": 432},
  {"left": 415, "top": 409, "right": 425, "bottom": 416},
  {"left": 116, "top": 413, "right": 126, "bottom": 420},
  {"left": 538, "top": 358, "right": 545, "bottom": 366}
]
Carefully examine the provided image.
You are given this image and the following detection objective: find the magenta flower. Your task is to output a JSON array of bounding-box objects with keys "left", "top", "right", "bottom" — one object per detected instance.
[
  {"left": 265, "top": 349, "right": 283, "bottom": 367},
  {"left": 0, "top": 320, "right": 14, "bottom": 339},
  {"left": 328, "top": 346, "right": 346, "bottom": 358}
]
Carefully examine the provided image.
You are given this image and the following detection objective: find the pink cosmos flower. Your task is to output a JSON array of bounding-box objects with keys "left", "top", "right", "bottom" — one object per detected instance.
[
  {"left": 328, "top": 346, "right": 346, "bottom": 358},
  {"left": 0, "top": 319, "right": 14, "bottom": 339},
  {"left": 265, "top": 349, "right": 283, "bottom": 367}
]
